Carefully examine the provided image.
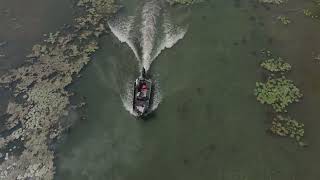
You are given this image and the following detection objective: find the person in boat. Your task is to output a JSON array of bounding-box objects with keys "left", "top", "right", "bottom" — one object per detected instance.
[{"left": 137, "top": 82, "right": 149, "bottom": 100}]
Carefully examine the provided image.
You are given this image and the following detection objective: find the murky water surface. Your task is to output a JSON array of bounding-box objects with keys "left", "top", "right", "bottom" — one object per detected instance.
[
  {"left": 0, "top": 0, "right": 73, "bottom": 75},
  {"left": 1, "top": 0, "right": 320, "bottom": 179},
  {"left": 54, "top": 0, "right": 320, "bottom": 180}
]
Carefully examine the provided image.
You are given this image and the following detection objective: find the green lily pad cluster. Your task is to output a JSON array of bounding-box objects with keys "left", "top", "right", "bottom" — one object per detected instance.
[
  {"left": 254, "top": 50, "right": 306, "bottom": 145},
  {"left": 303, "top": 1, "right": 320, "bottom": 19},
  {"left": 277, "top": 15, "right": 291, "bottom": 25},
  {"left": 303, "top": 9, "right": 319, "bottom": 19},
  {"left": 260, "top": 57, "right": 292, "bottom": 72},
  {"left": 254, "top": 77, "right": 302, "bottom": 112},
  {"left": 270, "top": 115, "right": 305, "bottom": 144}
]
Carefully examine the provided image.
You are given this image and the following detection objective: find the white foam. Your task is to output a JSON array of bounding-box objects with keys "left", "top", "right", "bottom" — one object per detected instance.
[
  {"left": 120, "top": 81, "right": 138, "bottom": 116},
  {"left": 140, "top": 0, "right": 161, "bottom": 71},
  {"left": 151, "top": 14, "right": 188, "bottom": 63},
  {"left": 151, "top": 79, "right": 162, "bottom": 111},
  {"left": 108, "top": 0, "right": 189, "bottom": 115},
  {"left": 108, "top": 16, "right": 141, "bottom": 61}
]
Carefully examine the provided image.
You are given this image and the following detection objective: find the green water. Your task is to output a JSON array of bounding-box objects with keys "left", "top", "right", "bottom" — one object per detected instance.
[{"left": 55, "top": 0, "right": 320, "bottom": 180}]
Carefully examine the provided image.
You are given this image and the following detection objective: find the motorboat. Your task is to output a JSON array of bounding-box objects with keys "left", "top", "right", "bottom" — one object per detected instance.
[{"left": 133, "top": 68, "right": 153, "bottom": 117}]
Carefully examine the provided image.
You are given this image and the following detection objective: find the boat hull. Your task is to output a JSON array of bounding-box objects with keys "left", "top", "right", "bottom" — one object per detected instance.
[{"left": 133, "top": 77, "right": 153, "bottom": 118}]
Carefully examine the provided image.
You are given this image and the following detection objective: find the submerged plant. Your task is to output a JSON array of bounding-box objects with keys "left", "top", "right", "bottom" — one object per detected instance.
[
  {"left": 313, "top": 53, "right": 320, "bottom": 62},
  {"left": 277, "top": 15, "right": 291, "bottom": 25},
  {"left": 254, "top": 77, "right": 303, "bottom": 112},
  {"left": 261, "top": 57, "right": 292, "bottom": 72},
  {"left": 77, "top": 0, "right": 119, "bottom": 14},
  {"left": 261, "top": 49, "right": 273, "bottom": 58},
  {"left": 270, "top": 115, "right": 305, "bottom": 144},
  {"left": 259, "top": 0, "right": 285, "bottom": 5},
  {"left": 44, "top": 32, "right": 60, "bottom": 44}
]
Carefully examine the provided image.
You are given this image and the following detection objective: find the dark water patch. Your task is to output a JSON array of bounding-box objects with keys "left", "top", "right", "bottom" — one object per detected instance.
[
  {"left": 0, "top": 114, "right": 13, "bottom": 133},
  {"left": 267, "top": 37, "right": 273, "bottom": 44},
  {"left": 0, "top": 138, "right": 25, "bottom": 164},
  {"left": 0, "top": 87, "right": 10, "bottom": 113},
  {"left": 249, "top": 15, "right": 256, "bottom": 22},
  {"left": 258, "top": 21, "right": 265, "bottom": 26},
  {"left": 195, "top": 87, "right": 204, "bottom": 96},
  {"left": 241, "top": 36, "right": 247, "bottom": 44},
  {"left": 176, "top": 95, "right": 193, "bottom": 120},
  {"left": 234, "top": 0, "right": 241, "bottom": 8},
  {"left": 0, "top": 0, "right": 74, "bottom": 76},
  {"left": 141, "top": 111, "right": 158, "bottom": 122},
  {"left": 183, "top": 143, "right": 217, "bottom": 166},
  {"left": 250, "top": 50, "right": 258, "bottom": 57},
  {"left": 205, "top": 102, "right": 213, "bottom": 120},
  {"left": 260, "top": 4, "right": 271, "bottom": 11}
]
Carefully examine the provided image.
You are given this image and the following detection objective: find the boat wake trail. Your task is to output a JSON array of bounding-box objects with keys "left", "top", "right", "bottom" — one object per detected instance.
[{"left": 108, "top": 0, "right": 189, "bottom": 116}]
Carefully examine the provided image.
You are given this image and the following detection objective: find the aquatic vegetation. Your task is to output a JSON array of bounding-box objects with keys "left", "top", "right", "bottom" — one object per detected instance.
[
  {"left": 313, "top": 53, "right": 320, "bottom": 62},
  {"left": 261, "top": 49, "right": 273, "bottom": 58},
  {"left": 270, "top": 115, "right": 305, "bottom": 144},
  {"left": 167, "top": 0, "right": 203, "bottom": 5},
  {"left": 77, "top": 0, "right": 119, "bottom": 14},
  {"left": 260, "top": 57, "right": 292, "bottom": 72},
  {"left": 83, "top": 41, "right": 99, "bottom": 54},
  {"left": 255, "top": 50, "right": 306, "bottom": 146},
  {"left": 277, "top": 15, "right": 291, "bottom": 25},
  {"left": 254, "top": 77, "right": 303, "bottom": 112},
  {"left": 44, "top": 32, "right": 60, "bottom": 44},
  {"left": 259, "top": 0, "right": 285, "bottom": 5},
  {"left": 303, "top": 1, "right": 320, "bottom": 19},
  {"left": 0, "top": 0, "right": 119, "bottom": 179},
  {"left": 303, "top": 9, "right": 313, "bottom": 17},
  {"left": 303, "top": 9, "right": 319, "bottom": 19}
]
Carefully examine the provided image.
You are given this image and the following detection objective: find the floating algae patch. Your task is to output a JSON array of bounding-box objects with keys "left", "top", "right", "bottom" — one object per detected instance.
[
  {"left": 303, "top": 1, "right": 320, "bottom": 20},
  {"left": 260, "top": 57, "right": 292, "bottom": 72},
  {"left": 270, "top": 115, "right": 306, "bottom": 145},
  {"left": 0, "top": 0, "right": 118, "bottom": 179},
  {"left": 254, "top": 76, "right": 303, "bottom": 112},
  {"left": 277, "top": 15, "right": 291, "bottom": 25},
  {"left": 254, "top": 50, "right": 305, "bottom": 145}
]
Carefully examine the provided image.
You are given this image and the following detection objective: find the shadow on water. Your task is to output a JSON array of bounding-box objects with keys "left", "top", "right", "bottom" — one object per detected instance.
[{"left": 141, "top": 111, "right": 158, "bottom": 122}]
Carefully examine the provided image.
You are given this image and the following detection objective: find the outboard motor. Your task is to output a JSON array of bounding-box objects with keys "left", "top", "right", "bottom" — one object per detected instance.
[{"left": 141, "top": 68, "right": 146, "bottom": 78}]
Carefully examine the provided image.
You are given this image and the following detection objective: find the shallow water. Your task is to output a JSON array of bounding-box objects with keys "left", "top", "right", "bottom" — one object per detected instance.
[
  {"left": 0, "top": 0, "right": 73, "bottom": 75},
  {"left": 0, "top": 0, "right": 315, "bottom": 179},
  {"left": 54, "top": 0, "right": 320, "bottom": 180}
]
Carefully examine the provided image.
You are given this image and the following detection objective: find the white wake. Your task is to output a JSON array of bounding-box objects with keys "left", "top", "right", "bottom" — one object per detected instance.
[{"left": 108, "top": 0, "right": 188, "bottom": 116}]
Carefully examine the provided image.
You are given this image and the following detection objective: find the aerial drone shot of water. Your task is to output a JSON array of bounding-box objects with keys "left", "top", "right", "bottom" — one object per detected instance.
[
  {"left": 4, "top": 0, "right": 320, "bottom": 179},
  {"left": 108, "top": 0, "right": 189, "bottom": 116}
]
